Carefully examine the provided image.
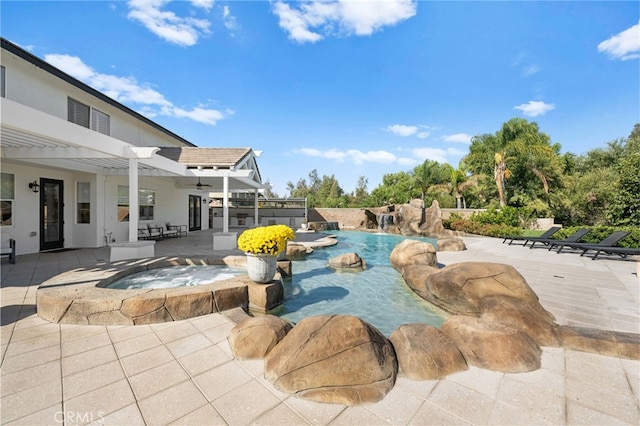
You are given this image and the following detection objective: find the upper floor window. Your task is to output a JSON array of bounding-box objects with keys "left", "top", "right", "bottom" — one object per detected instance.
[{"left": 68, "top": 97, "right": 110, "bottom": 135}]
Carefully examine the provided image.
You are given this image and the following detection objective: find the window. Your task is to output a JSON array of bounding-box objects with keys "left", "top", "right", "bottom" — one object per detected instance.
[
  {"left": 68, "top": 97, "right": 110, "bottom": 135},
  {"left": 91, "top": 109, "right": 110, "bottom": 135},
  {"left": 1, "top": 173, "right": 15, "bottom": 226},
  {"left": 77, "top": 182, "right": 90, "bottom": 224},
  {"left": 68, "top": 98, "right": 90, "bottom": 128},
  {"left": 117, "top": 185, "right": 155, "bottom": 222},
  {"left": 1, "top": 65, "right": 5, "bottom": 98}
]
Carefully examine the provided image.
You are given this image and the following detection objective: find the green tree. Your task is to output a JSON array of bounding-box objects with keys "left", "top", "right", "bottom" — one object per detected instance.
[
  {"left": 351, "top": 176, "right": 370, "bottom": 207},
  {"left": 370, "top": 171, "right": 414, "bottom": 205},
  {"left": 462, "top": 118, "right": 561, "bottom": 208},
  {"left": 606, "top": 132, "right": 640, "bottom": 226}
]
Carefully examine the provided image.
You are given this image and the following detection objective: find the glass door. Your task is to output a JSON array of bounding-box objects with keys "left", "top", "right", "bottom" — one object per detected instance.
[
  {"left": 189, "top": 195, "right": 201, "bottom": 231},
  {"left": 40, "top": 178, "right": 64, "bottom": 251}
]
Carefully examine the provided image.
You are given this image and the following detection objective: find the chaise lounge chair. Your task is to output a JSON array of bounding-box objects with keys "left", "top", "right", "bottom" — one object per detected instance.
[
  {"left": 550, "top": 231, "right": 631, "bottom": 255},
  {"left": 580, "top": 244, "right": 640, "bottom": 260},
  {"left": 502, "top": 226, "right": 562, "bottom": 247},
  {"left": 528, "top": 228, "right": 592, "bottom": 250}
]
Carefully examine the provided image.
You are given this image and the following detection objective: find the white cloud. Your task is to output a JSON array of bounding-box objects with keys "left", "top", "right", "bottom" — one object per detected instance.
[
  {"left": 297, "top": 148, "right": 347, "bottom": 161},
  {"left": 416, "top": 131, "right": 429, "bottom": 139},
  {"left": 513, "top": 100, "right": 556, "bottom": 117},
  {"left": 386, "top": 124, "right": 418, "bottom": 136},
  {"left": 442, "top": 133, "right": 472, "bottom": 144},
  {"left": 45, "top": 53, "right": 227, "bottom": 125},
  {"left": 222, "top": 5, "right": 238, "bottom": 32},
  {"left": 295, "top": 148, "right": 397, "bottom": 165},
  {"left": 397, "top": 157, "right": 419, "bottom": 166},
  {"left": 164, "top": 105, "right": 228, "bottom": 126},
  {"left": 127, "top": 0, "right": 211, "bottom": 46},
  {"left": 346, "top": 149, "right": 397, "bottom": 165},
  {"left": 598, "top": 21, "right": 640, "bottom": 61},
  {"left": 411, "top": 147, "right": 448, "bottom": 163},
  {"left": 190, "top": 0, "right": 214, "bottom": 12},
  {"left": 272, "top": 0, "right": 417, "bottom": 43}
]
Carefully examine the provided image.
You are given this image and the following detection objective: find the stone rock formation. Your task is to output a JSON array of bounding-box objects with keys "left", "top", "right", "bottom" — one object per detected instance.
[
  {"left": 389, "top": 323, "right": 467, "bottom": 380},
  {"left": 420, "top": 262, "right": 541, "bottom": 316},
  {"left": 389, "top": 239, "right": 438, "bottom": 272},
  {"left": 479, "top": 295, "right": 560, "bottom": 347},
  {"left": 397, "top": 264, "right": 440, "bottom": 301},
  {"left": 559, "top": 326, "right": 640, "bottom": 360},
  {"left": 285, "top": 243, "right": 308, "bottom": 260},
  {"left": 327, "top": 252, "right": 367, "bottom": 271},
  {"left": 264, "top": 315, "right": 397, "bottom": 405},
  {"left": 442, "top": 315, "right": 542, "bottom": 373},
  {"left": 436, "top": 238, "right": 467, "bottom": 252},
  {"left": 228, "top": 315, "right": 293, "bottom": 359}
]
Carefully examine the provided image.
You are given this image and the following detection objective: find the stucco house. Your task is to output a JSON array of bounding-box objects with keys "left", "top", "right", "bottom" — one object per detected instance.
[{"left": 0, "top": 37, "right": 268, "bottom": 260}]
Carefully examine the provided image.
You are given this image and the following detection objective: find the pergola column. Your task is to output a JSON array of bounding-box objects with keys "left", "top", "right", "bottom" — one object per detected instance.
[
  {"left": 254, "top": 189, "right": 259, "bottom": 227},
  {"left": 128, "top": 158, "right": 139, "bottom": 243},
  {"left": 223, "top": 173, "right": 229, "bottom": 233}
]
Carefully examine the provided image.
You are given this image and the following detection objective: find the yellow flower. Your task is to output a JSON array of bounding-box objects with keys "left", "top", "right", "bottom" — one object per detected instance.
[{"left": 237, "top": 225, "right": 296, "bottom": 255}]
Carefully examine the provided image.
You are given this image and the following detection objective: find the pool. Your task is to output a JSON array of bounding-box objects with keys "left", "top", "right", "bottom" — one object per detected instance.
[
  {"left": 280, "top": 231, "right": 446, "bottom": 335},
  {"left": 108, "top": 265, "right": 245, "bottom": 290}
]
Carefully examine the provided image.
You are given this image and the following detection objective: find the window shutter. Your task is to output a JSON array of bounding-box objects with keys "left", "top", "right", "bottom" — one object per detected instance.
[
  {"left": 91, "top": 109, "right": 110, "bottom": 135},
  {"left": 68, "top": 98, "right": 90, "bottom": 128}
]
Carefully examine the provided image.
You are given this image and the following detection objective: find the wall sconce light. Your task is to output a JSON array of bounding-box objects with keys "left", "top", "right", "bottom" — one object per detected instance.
[{"left": 28, "top": 181, "right": 40, "bottom": 193}]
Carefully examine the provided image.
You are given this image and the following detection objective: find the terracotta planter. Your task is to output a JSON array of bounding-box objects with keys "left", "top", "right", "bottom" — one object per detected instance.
[{"left": 246, "top": 253, "right": 278, "bottom": 283}]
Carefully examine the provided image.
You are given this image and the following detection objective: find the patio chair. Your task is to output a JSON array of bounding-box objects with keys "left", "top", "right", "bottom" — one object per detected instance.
[
  {"left": 580, "top": 244, "right": 640, "bottom": 260},
  {"left": 551, "top": 231, "right": 631, "bottom": 255},
  {"left": 528, "top": 228, "right": 592, "bottom": 250},
  {"left": 503, "top": 226, "right": 561, "bottom": 246}
]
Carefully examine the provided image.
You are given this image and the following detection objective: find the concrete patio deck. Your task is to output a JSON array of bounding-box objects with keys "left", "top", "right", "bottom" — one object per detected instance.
[{"left": 1, "top": 230, "right": 638, "bottom": 425}]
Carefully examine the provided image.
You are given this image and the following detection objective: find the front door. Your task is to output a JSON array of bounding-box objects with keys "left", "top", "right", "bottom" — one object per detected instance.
[
  {"left": 189, "top": 195, "right": 201, "bottom": 231},
  {"left": 40, "top": 178, "right": 64, "bottom": 251}
]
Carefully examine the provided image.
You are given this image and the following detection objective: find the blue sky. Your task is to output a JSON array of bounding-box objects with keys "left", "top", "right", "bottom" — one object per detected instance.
[{"left": 2, "top": 1, "right": 638, "bottom": 195}]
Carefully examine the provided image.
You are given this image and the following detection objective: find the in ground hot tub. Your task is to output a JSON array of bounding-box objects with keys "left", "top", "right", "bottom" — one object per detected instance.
[{"left": 36, "top": 256, "right": 287, "bottom": 325}]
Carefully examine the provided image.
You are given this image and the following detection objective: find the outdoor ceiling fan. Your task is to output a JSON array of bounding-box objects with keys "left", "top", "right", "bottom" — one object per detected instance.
[{"left": 196, "top": 177, "right": 212, "bottom": 190}]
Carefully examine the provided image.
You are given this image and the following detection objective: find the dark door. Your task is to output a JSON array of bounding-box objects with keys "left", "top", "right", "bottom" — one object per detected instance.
[
  {"left": 189, "top": 195, "right": 201, "bottom": 231},
  {"left": 40, "top": 178, "right": 64, "bottom": 251}
]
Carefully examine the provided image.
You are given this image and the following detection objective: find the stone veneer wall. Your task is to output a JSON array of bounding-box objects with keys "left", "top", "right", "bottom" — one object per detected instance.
[{"left": 309, "top": 208, "right": 370, "bottom": 229}]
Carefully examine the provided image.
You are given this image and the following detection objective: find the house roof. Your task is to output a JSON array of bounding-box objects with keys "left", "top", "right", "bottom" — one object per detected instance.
[{"left": 157, "top": 147, "right": 252, "bottom": 168}]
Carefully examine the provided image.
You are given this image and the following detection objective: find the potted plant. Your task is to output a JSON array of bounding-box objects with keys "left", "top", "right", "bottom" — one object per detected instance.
[{"left": 237, "top": 224, "right": 295, "bottom": 283}]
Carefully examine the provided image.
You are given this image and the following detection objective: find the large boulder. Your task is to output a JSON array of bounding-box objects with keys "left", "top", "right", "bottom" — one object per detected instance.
[
  {"left": 436, "top": 238, "right": 467, "bottom": 252},
  {"left": 423, "top": 262, "right": 540, "bottom": 315},
  {"left": 390, "top": 239, "right": 437, "bottom": 272},
  {"left": 285, "top": 243, "right": 308, "bottom": 260},
  {"left": 397, "top": 264, "right": 440, "bottom": 301},
  {"left": 389, "top": 324, "right": 467, "bottom": 380},
  {"left": 327, "top": 253, "right": 367, "bottom": 272},
  {"left": 442, "top": 315, "right": 542, "bottom": 373},
  {"left": 479, "top": 296, "right": 560, "bottom": 347},
  {"left": 264, "top": 315, "right": 397, "bottom": 405},
  {"left": 228, "top": 315, "right": 293, "bottom": 359}
]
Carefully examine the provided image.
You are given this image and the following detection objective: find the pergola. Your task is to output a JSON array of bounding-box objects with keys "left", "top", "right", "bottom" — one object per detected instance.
[{"left": 1, "top": 98, "right": 268, "bottom": 243}]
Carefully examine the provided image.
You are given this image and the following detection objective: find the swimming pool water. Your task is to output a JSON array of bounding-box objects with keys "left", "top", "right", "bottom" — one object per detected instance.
[
  {"left": 107, "top": 265, "right": 245, "bottom": 290},
  {"left": 279, "top": 231, "right": 445, "bottom": 336}
]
